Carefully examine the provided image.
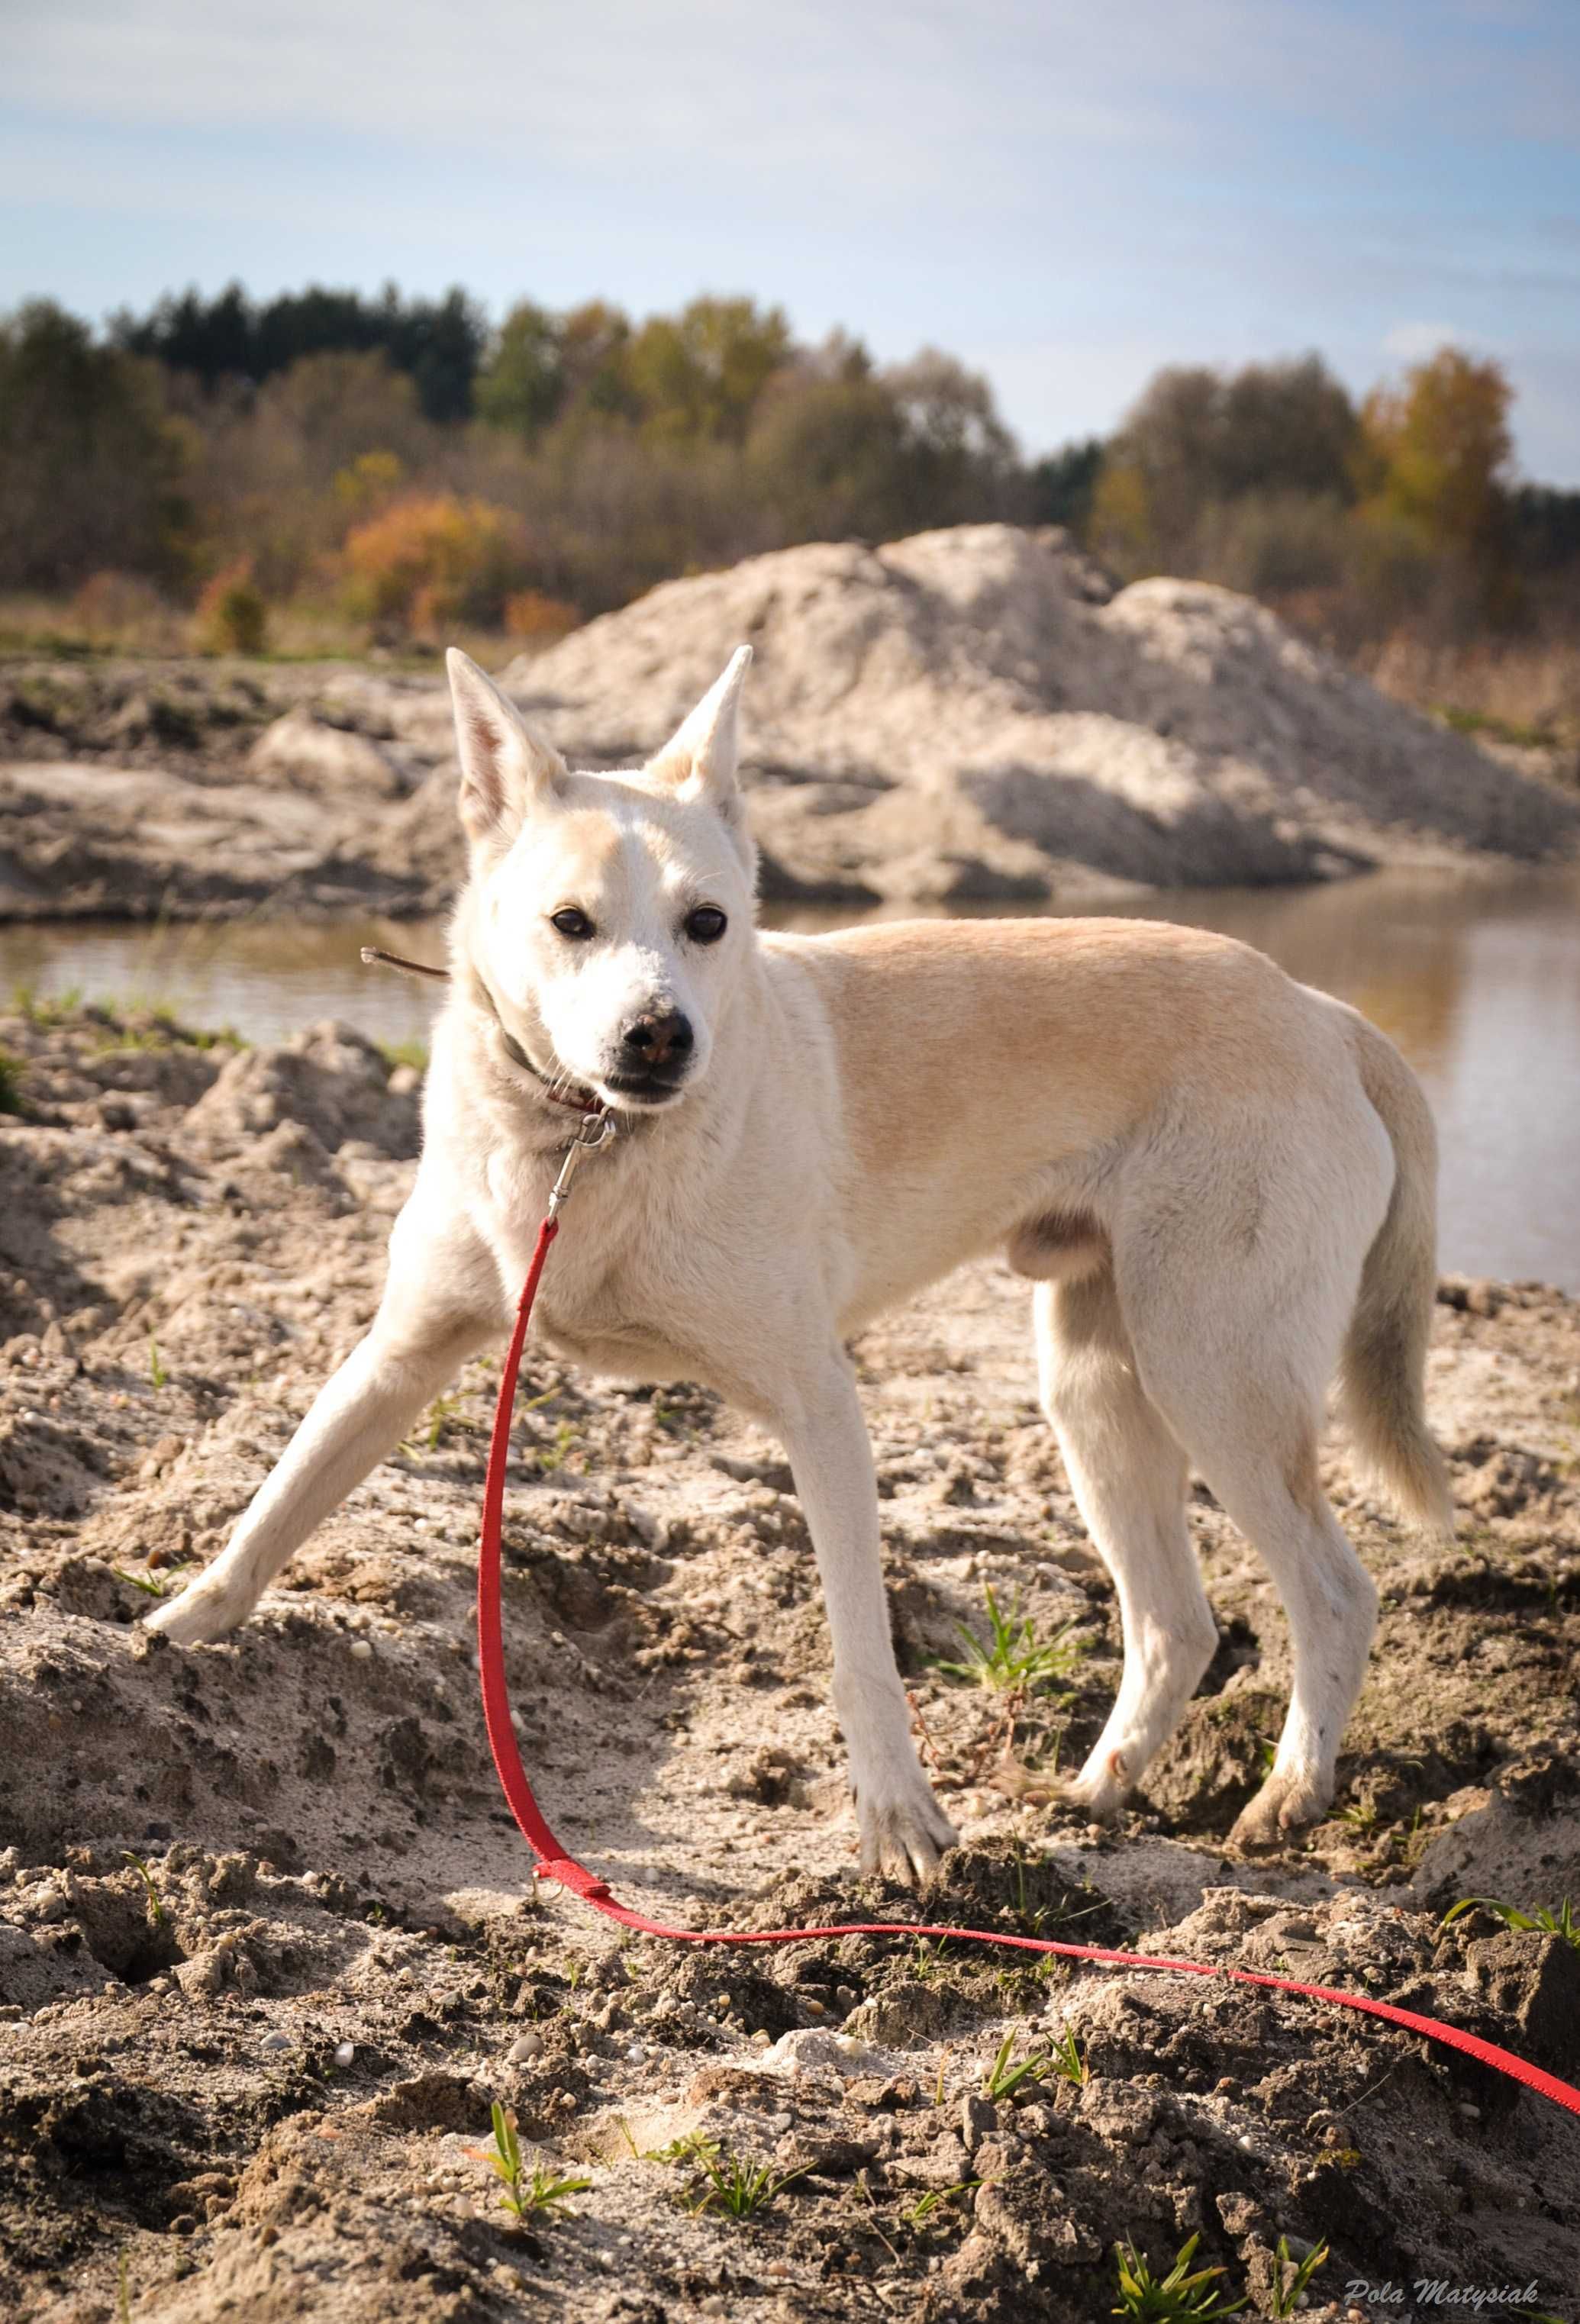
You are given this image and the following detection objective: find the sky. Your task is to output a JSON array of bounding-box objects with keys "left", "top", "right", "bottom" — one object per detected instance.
[{"left": 4, "top": 0, "right": 1579, "bottom": 481}]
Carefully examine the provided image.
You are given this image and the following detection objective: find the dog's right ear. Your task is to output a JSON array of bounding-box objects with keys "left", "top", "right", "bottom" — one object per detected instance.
[{"left": 447, "top": 649, "right": 566, "bottom": 846}]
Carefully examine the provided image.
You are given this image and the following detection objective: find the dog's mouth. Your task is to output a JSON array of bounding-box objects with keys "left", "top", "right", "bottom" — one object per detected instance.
[{"left": 599, "top": 1068, "right": 691, "bottom": 1110}]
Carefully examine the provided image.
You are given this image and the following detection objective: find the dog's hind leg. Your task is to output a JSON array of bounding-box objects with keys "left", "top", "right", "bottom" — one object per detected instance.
[
  {"left": 1114, "top": 1244, "right": 1379, "bottom": 1845},
  {"left": 1035, "top": 1272, "right": 1218, "bottom": 1822},
  {"left": 147, "top": 1215, "right": 498, "bottom": 1646}
]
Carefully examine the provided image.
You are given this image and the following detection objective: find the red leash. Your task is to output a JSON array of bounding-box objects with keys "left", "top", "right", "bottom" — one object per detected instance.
[{"left": 477, "top": 1179, "right": 1580, "bottom": 2123}]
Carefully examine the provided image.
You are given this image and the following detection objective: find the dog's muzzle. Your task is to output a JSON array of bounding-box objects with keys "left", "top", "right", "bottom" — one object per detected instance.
[{"left": 604, "top": 1010, "right": 695, "bottom": 1105}]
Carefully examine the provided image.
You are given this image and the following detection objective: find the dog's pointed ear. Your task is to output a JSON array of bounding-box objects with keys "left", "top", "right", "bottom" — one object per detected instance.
[
  {"left": 447, "top": 648, "right": 566, "bottom": 845},
  {"left": 647, "top": 646, "right": 752, "bottom": 817}
]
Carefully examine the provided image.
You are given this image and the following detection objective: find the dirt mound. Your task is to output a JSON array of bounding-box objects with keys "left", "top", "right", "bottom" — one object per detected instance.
[
  {"left": 2, "top": 1007, "right": 1579, "bottom": 2319},
  {"left": 5, "top": 532, "right": 1578, "bottom": 923},
  {"left": 502, "top": 524, "right": 1580, "bottom": 904}
]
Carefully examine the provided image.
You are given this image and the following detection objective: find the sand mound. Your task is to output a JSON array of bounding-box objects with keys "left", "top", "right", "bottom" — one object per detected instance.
[
  {"left": 3, "top": 532, "right": 1575, "bottom": 921},
  {"left": 504, "top": 525, "right": 1580, "bottom": 904}
]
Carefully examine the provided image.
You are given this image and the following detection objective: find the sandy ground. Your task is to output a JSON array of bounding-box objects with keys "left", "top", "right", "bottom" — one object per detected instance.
[{"left": 2, "top": 1007, "right": 1578, "bottom": 2323}]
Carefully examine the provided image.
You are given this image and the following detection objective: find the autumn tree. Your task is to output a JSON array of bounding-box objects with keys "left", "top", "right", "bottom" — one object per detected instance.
[
  {"left": 1091, "top": 354, "right": 1358, "bottom": 578},
  {"left": 1358, "top": 347, "right": 1513, "bottom": 562},
  {"left": 0, "top": 302, "right": 188, "bottom": 588},
  {"left": 475, "top": 300, "right": 565, "bottom": 441},
  {"left": 621, "top": 296, "right": 793, "bottom": 443}
]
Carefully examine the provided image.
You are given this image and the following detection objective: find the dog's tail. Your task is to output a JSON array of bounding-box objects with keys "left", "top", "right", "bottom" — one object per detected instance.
[{"left": 1336, "top": 1014, "right": 1456, "bottom": 1539}]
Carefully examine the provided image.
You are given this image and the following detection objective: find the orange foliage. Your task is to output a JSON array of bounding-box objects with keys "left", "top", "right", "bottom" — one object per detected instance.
[
  {"left": 191, "top": 558, "right": 269, "bottom": 653},
  {"left": 340, "top": 493, "right": 526, "bottom": 633},
  {"left": 503, "top": 588, "right": 581, "bottom": 644}
]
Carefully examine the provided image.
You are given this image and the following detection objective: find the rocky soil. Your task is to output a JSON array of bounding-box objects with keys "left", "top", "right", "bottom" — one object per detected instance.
[
  {"left": 1, "top": 1008, "right": 1578, "bottom": 2323},
  {"left": 3, "top": 527, "right": 1577, "bottom": 923}
]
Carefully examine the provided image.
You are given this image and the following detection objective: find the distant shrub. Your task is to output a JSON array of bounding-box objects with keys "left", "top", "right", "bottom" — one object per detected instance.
[
  {"left": 503, "top": 588, "right": 580, "bottom": 644},
  {"left": 70, "top": 569, "right": 176, "bottom": 643},
  {"left": 341, "top": 492, "right": 526, "bottom": 633},
  {"left": 331, "top": 449, "right": 406, "bottom": 517},
  {"left": 192, "top": 559, "right": 269, "bottom": 653},
  {"left": 1192, "top": 490, "right": 1351, "bottom": 598}
]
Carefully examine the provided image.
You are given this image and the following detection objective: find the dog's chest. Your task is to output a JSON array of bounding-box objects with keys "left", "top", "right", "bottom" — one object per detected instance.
[
  {"left": 533, "top": 1258, "right": 698, "bottom": 1382},
  {"left": 479, "top": 1147, "right": 699, "bottom": 1383}
]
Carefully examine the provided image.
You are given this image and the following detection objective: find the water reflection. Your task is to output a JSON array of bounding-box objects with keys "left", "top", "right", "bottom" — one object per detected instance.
[{"left": 2, "top": 866, "right": 1576, "bottom": 1289}]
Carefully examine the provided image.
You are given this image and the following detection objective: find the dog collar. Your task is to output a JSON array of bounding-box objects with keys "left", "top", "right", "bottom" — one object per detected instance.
[
  {"left": 359, "top": 946, "right": 602, "bottom": 1117},
  {"left": 468, "top": 970, "right": 604, "bottom": 1115}
]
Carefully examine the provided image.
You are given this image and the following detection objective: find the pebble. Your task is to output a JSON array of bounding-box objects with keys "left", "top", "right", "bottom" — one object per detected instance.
[
  {"left": 348, "top": 1639, "right": 373, "bottom": 1661},
  {"left": 508, "top": 2030, "right": 545, "bottom": 2064},
  {"left": 259, "top": 2031, "right": 292, "bottom": 2055},
  {"left": 334, "top": 2041, "right": 355, "bottom": 2067},
  {"left": 626, "top": 2042, "right": 647, "bottom": 2062}
]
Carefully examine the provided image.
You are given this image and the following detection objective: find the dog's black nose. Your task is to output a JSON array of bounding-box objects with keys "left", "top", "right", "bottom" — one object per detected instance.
[{"left": 621, "top": 1011, "right": 694, "bottom": 1071}]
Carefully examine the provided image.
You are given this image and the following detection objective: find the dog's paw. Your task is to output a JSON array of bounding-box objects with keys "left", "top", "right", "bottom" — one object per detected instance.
[
  {"left": 1228, "top": 1768, "right": 1330, "bottom": 1850},
  {"left": 143, "top": 1575, "right": 248, "bottom": 1646},
  {"left": 1061, "top": 1745, "right": 1133, "bottom": 1826},
  {"left": 855, "top": 1770, "right": 958, "bottom": 1886}
]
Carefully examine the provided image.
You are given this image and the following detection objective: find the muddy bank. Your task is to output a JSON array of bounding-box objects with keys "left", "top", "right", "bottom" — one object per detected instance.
[
  {"left": 2, "top": 1007, "right": 1578, "bottom": 2322},
  {"left": 4, "top": 527, "right": 1578, "bottom": 923}
]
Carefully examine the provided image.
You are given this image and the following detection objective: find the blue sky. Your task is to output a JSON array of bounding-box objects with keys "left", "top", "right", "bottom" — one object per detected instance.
[{"left": 5, "top": 0, "right": 1579, "bottom": 479}]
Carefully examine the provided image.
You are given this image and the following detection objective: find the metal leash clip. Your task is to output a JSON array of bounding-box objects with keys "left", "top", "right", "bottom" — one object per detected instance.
[{"left": 547, "top": 1107, "right": 617, "bottom": 1219}]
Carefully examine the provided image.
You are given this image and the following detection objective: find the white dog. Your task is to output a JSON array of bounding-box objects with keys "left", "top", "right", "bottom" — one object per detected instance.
[{"left": 150, "top": 646, "right": 1453, "bottom": 1878}]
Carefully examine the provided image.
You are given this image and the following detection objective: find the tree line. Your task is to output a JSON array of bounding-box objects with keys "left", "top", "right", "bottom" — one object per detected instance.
[{"left": 0, "top": 280, "right": 1575, "bottom": 655}]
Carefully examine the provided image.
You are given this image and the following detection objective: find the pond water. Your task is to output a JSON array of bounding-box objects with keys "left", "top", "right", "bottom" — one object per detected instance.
[{"left": 4, "top": 866, "right": 1578, "bottom": 1290}]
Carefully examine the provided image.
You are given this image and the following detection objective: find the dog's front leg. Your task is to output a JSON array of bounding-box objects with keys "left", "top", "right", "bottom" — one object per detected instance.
[
  {"left": 147, "top": 1223, "right": 497, "bottom": 1645},
  {"left": 775, "top": 1359, "right": 957, "bottom": 1883}
]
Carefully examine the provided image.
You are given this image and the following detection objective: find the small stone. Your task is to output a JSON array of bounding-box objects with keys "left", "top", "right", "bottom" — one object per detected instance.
[
  {"left": 349, "top": 1639, "right": 373, "bottom": 1661},
  {"left": 508, "top": 2030, "right": 544, "bottom": 2064},
  {"left": 960, "top": 2093, "right": 998, "bottom": 2152},
  {"left": 334, "top": 2041, "right": 355, "bottom": 2068},
  {"left": 259, "top": 2030, "right": 292, "bottom": 2055}
]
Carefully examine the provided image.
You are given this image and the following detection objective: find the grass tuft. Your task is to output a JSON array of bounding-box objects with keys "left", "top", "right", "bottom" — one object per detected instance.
[
  {"left": 905, "top": 2178, "right": 983, "bottom": 2232},
  {"left": 10, "top": 980, "right": 83, "bottom": 1027},
  {"left": 1269, "top": 2234, "right": 1329, "bottom": 2318},
  {"left": 646, "top": 2131, "right": 805, "bottom": 2222},
  {"left": 982, "top": 2031, "right": 1051, "bottom": 2102},
  {"left": 121, "top": 1851, "right": 165, "bottom": 1926},
  {"left": 1442, "top": 1895, "right": 1578, "bottom": 1950},
  {"left": 932, "top": 1583, "right": 1085, "bottom": 1694},
  {"left": 1112, "top": 2231, "right": 1245, "bottom": 2319},
  {"left": 475, "top": 2100, "right": 590, "bottom": 2219}
]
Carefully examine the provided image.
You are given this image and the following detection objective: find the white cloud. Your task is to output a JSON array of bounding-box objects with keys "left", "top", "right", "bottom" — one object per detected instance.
[{"left": 1382, "top": 319, "right": 1470, "bottom": 365}]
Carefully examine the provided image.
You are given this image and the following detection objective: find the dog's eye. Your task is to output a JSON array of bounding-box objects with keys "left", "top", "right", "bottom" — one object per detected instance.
[
  {"left": 685, "top": 906, "right": 727, "bottom": 945},
  {"left": 550, "top": 907, "right": 595, "bottom": 940}
]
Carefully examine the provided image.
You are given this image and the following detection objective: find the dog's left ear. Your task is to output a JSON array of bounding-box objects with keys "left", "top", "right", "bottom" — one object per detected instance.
[{"left": 647, "top": 646, "right": 752, "bottom": 821}]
